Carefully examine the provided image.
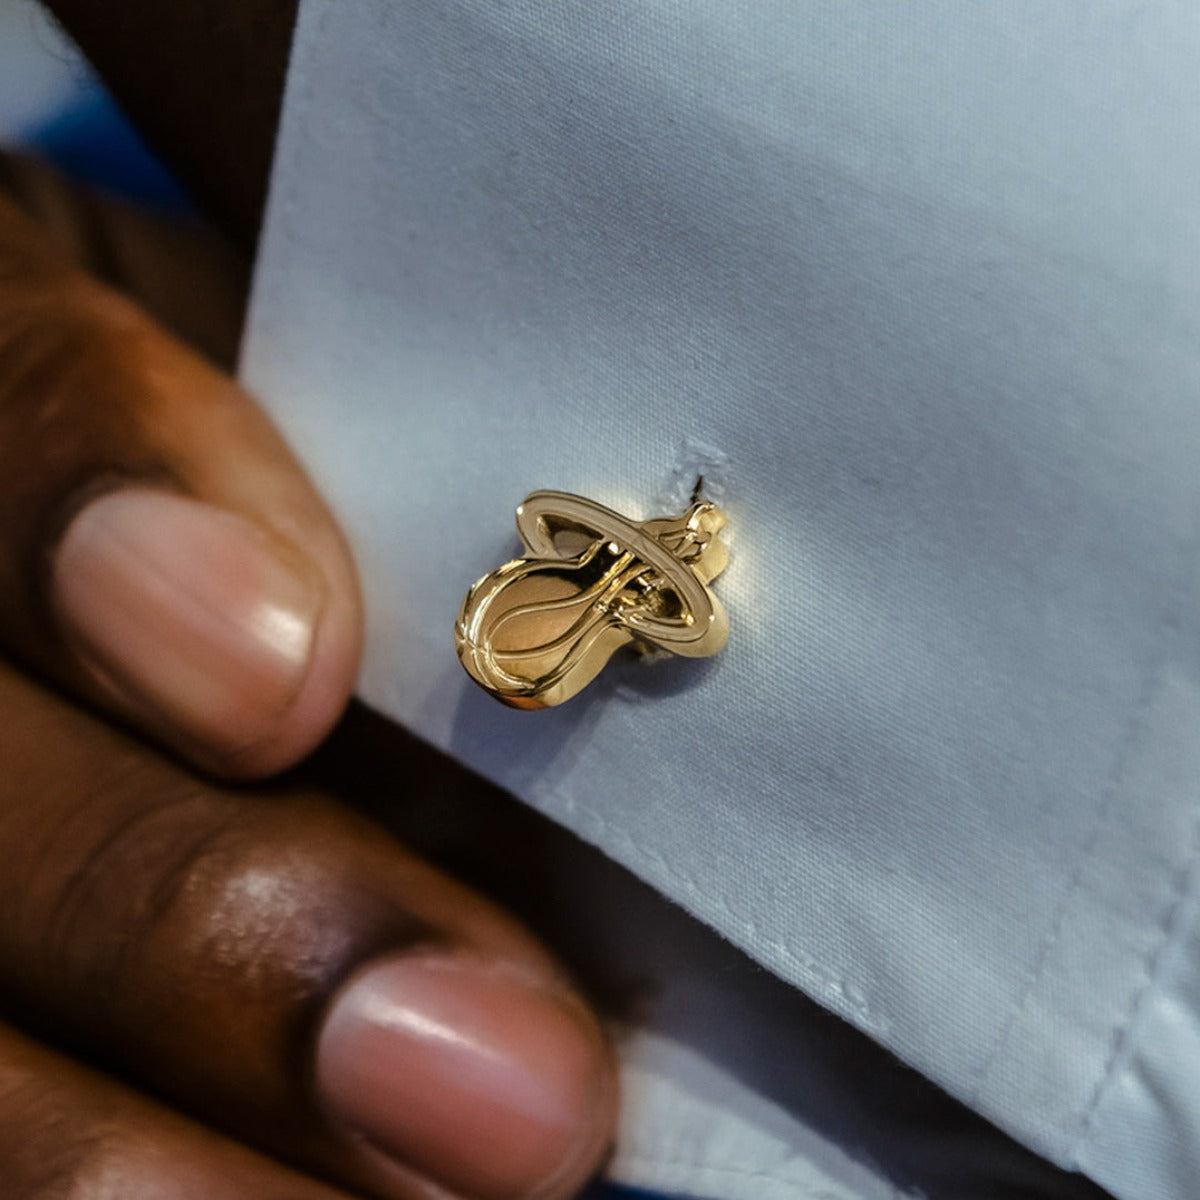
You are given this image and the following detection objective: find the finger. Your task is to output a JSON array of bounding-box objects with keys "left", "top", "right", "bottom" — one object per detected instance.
[
  {"left": 0, "top": 1020, "right": 361, "bottom": 1200},
  {"left": 0, "top": 659, "right": 618, "bottom": 1200},
  {"left": 0, "top": 188, "right": 362, "bottom": 777},
  {"left": 0, "top": 149, "right": 249, "bottom": 371}
]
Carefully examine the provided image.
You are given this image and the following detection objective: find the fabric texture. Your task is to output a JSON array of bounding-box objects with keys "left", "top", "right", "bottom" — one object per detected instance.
[{"left": 242, "top": 3, "right": 1200, "bottom": 1197}]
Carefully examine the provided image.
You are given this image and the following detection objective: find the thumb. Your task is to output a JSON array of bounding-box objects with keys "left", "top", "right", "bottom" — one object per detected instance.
[{"left": 0, "top": 188, "right": 362, "bottom": 777}]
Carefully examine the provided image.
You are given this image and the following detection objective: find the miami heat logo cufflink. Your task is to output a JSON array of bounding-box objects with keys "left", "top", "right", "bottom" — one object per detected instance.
[{"left": 455, "top": 490, "right": 729, "bottom": 708}]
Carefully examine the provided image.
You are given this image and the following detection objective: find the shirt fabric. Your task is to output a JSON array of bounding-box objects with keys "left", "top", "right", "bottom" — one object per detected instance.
[{"left": 242, "top": 3, "right": 1200, "bottom": 1197}]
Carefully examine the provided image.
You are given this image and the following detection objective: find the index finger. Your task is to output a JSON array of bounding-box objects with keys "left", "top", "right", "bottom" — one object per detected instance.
[{"left": 0, "top": 189, "right": 363, "bottom": 776}]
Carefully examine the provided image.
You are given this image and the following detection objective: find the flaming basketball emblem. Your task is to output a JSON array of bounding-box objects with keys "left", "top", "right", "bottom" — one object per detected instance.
[{"left": 455, "top": 490, "right": 729, "bottom": 708}]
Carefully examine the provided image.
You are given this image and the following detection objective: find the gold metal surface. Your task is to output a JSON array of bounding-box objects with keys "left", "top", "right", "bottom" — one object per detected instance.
[{"left": 455, "top": 490, "right": 730, "bottom": 708}]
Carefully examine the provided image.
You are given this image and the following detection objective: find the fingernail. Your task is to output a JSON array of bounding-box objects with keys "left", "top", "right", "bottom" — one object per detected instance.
[
  {"left": 54, "top": 488, "right": 324, "bottom": 761},
  {"left": 316, "top": 955, "right": 616, "bottom": 1200}
]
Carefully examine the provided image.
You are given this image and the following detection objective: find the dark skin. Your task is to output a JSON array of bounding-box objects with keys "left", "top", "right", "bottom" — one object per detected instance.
[{"left": 0, "top": 4, "right": 620, "bottom": 1197}]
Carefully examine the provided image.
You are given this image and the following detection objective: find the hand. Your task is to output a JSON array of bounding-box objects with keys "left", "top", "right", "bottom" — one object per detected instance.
[{"left": 0, "top": 142, "right": 616, "bottom": 1200}]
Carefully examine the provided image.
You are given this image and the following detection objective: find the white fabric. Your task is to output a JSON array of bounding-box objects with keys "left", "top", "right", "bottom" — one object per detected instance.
[
  {"left": 241, "top": 3, "right": 1200, "bottom": 1197},
  {"left": 508, "top": 821, "right": 1108, "bottom": 1199}
]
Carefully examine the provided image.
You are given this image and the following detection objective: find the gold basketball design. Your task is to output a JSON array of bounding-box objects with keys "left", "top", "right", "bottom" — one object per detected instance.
[{"left": 455, "top": 491, "right": 729, "bottom": 708}]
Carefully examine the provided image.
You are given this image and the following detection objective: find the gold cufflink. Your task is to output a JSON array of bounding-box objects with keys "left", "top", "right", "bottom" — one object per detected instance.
[{"left": 455, "top": 489, "right": 730, "bottom": 708}]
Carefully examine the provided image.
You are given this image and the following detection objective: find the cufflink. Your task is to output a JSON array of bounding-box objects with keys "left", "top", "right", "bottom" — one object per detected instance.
[{"left": 455, "top": 489, "right": 729, "bottom": 708}]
